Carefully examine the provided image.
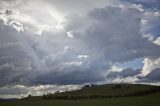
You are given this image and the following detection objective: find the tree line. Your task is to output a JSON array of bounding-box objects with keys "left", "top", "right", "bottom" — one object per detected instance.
[{"left": 41, "top": 85, "right": 160, "bottom": 100}]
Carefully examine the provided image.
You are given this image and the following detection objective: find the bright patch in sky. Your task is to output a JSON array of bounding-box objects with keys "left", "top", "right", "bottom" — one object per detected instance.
[{"left": 117, "top": 58, "right": 144, "bottom": 70}]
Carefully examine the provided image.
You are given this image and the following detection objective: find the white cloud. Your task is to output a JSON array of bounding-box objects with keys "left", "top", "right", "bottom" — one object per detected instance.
[
  {"left": 142, "top": 33, "right": 155, "bottom": 41},
  {"left": 77, "top": 55, "right": 88, "bottom": 59},
  {"left": 62, "top": 61, "right": 82, "bottom": 67},
  {"left": 141, "top": 58, "right": 160, "bottom": 76},
  {"left": 153, "top": 37, "right": 160, "bottom": 45},
  {"left": 9, "top": 21, "right": 24, "bottom": 32},
  {"left": 67, "top": 31, "right": 74, "bottom": 38},
  {"left": 0, "top": 0, "right": 64, "bottom": 35},
  {"left": 154, "top": 11, "right": 160, "bottom": 16},
  {"left": 109, "top": 65, "right": 123, "bottom": 72},
  {"left": 112, "top": 76, "right": 139, "bottom": 83},
  {"left": 0, "top": 84, "right": 81, "bottom": 98},
  {"left": 141, "top": 19, "right": 148, "bottom": 25}
]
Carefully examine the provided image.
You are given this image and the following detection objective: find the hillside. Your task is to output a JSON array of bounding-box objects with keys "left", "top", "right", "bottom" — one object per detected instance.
[
  {"left": 42, "top": 83, "right": 160, "bottom": 99},
  {"left": 0, "top": 84, "right": 160, "bottom": 106}
]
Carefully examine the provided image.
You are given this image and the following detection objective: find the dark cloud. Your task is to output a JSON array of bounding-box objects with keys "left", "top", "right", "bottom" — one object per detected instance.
[
  {"left": 0, "top": 85, "right": 28, "bottom": 95},
  {"left": 145, "top": 68, "right": 160, "bottom": 81},
  {"left": 107, "top": 68, "right": 141, "bottom": 78},
  {"left": 0, "top": 0, "right": 160, "bottom": 98},
  {"left": 0, "top": 26, "right": 41, "bottom": 86},
  {"left": 33, "top": 68, "right": 104, "bottom": 85},
  {"left": 33, "top": 6, "right": 160, "bottom": 85},
  {"left": 121, "top": 0, "right": 160, "bottom": 10},
  {"left": 1, "top": 3, "right": 160, "bottom": 87},
  {"left": 69, "top": 6, "right": 160, "bottom": 62},
  {"left": 141, "top": 11, "right": 160, "bottom": 39}
]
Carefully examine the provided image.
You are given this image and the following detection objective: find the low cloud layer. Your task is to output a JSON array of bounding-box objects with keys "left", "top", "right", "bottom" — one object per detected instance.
[
  {"left": 0, "top": 0, "right": 160, "bottom": 98},
  {"left": 0, "top": 84, "right": 80, "bottom": 98}
]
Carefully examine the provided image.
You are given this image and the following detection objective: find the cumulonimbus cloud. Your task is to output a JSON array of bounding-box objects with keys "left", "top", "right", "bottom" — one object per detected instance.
[{"left": 0, "top": 0, "right": 160, "bottom": 98}]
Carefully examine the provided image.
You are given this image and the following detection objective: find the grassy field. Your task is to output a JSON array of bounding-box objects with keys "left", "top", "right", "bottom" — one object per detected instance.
[{"left": 0, "top": 84, "right": 160, "bottom": 106}]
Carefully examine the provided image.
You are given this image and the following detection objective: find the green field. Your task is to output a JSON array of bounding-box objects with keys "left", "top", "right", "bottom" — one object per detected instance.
[{"left": 0, "top": 84, "right": 160, "bottom": 106}]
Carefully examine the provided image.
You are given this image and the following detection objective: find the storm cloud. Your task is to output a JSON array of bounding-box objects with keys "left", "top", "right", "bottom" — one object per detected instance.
[{"left": 0, "top": 0, "right": 160, "bottom": 98}]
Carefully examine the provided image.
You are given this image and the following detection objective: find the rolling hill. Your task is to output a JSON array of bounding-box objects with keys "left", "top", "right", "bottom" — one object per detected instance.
[{"left": 0, "top": 84, "right": 160, "bottom": 106}]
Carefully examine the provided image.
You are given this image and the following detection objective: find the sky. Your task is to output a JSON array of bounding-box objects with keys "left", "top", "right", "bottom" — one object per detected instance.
[{"left": 0, "top": 0, "right": 160, "bottom": 98}]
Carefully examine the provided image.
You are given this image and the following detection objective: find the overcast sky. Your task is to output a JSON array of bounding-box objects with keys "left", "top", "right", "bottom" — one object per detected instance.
[{"left": 0, "top": 0, "right": 160, "bottom": 98}]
